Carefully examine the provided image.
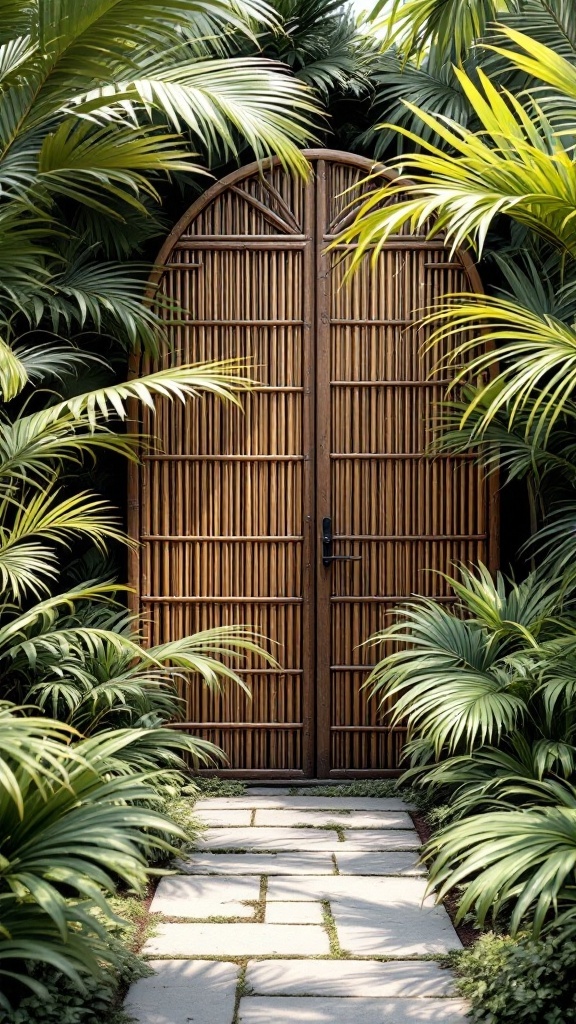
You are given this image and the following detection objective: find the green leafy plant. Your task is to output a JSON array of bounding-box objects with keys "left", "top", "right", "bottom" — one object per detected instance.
[
  {"left": 0, "top": 705, "right": 186, "bottom": 1006},
  {"left": 0, "top": 937, "right": 149, "bottom": 1024},
  {"left": 453, "top": 929, "right": 576, "bottom": 1023}
]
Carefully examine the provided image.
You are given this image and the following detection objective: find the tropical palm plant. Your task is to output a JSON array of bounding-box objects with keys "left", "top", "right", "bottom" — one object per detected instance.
[
  {"left": 0, "top": 0, "right": 321, "bottom": 361},
  {"left": 365, "top": 564, "right": 576, "bottom": 766},
  {"left": 0, "top": 704, "right": 193, "bottom": 1007},
  {"left": 426, "top": 791, "right": 576, "bottom": 937},
  {"left": 348, "top": 7, "right": 576, "bottom": 946},
  {"left": 0, "top": 353, "right": 276, "bottom": 1001},
  {"left": 344, "top": 24, "right": 576, "bottom": 585},
  {"left": 359, "top": 0, "right": 576, "bottom": 157},
  {"left": 256, "top": 0, "right": 378, "bottom": 102}
]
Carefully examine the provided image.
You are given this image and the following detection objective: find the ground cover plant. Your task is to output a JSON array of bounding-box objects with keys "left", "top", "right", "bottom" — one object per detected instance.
[{"left": 341, "top": 0, "right": 576, "bottom": 1018}]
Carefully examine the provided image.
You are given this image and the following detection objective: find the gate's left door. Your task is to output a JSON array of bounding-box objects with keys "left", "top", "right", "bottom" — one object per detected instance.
[{"left": 134, "top": 165, "right": 316, "bottom": 776}]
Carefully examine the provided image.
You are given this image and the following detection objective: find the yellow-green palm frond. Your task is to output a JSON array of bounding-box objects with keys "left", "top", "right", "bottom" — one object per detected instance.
[
  {"left": 371, "top": 0, "right": 513, "bottom": 63},
  {"left": 0, "top": 488, "right": 127, "bottom": 600},
  {"left": 0, "top": 412, "right": 140, "bottom": 492},
  {"left": 0, "top": 336, "right": 29, "bottom": 401},
  {"left": 485, "top": 26, "right": 576, "bottom": 108},
  {"left": 338, "top": 63, "right": 576, "bottom": 267},
  {"left": 45, "top": 358, "right": 255, "bottom": 429},
  {"left": 424, "top": 294, "right": 576, "bottom": 442}
]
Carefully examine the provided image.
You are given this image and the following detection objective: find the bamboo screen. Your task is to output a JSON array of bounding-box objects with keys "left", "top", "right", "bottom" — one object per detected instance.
[{"left": 129, "top": 150, "right": 498, "bottom": 778}]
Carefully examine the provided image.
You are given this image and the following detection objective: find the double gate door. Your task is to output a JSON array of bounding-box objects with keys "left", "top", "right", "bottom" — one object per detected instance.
[{"left": 131, "top": 150, "right": 496, "bottom": 777}]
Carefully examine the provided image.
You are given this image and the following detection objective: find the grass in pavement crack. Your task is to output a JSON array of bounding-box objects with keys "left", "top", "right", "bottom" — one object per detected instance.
[
  {"left": 294, "top": 822, "right": 347, "bottom": 840},
  {"left": 294, "top": 781, "right": 398, "bottom": 798},
  {"left": 232, "top": 962, "right": 251, "bottom": 1024},
  {"left": 321, "top": 900, "right": 348, "bottom": 958},
  {"left": 254, "top": 876, "right": 268, "bottom": 923}
]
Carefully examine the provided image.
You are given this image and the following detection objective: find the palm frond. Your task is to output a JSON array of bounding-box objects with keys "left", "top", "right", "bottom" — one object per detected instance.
[
  {"left": 339, "top": 66, "right": 576, "bottom": 266},
  {"left": 425, "top": 296, "right": 576, "bottom": 443},
  {"left": 0, "top": 335, "right": 29, "bottom": 400},
  {"left": 359, "top": 49, "right": 473, "bottom": 157},
  {"left": 426, "top": 803, "right": 576, "bottom": 936},
  {"left": 0, "top": 411, "right": 140, "bottom": 490},
  {"left": 496, "top": 0, "right": 576, "bottom": 64},
  {"left": 370, "top": 0, "right": 514, "bottom": 61},
  {"left": 45, "top": 358, "right": 254, "bottom": 428},
  {"left": 74, "top": 59, "right": 319, "bottom": 173}
]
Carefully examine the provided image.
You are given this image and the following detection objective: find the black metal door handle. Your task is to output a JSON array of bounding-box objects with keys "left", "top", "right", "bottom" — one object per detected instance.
[{"left": 322, "top": 516, "right": 362, "bottom": 567}]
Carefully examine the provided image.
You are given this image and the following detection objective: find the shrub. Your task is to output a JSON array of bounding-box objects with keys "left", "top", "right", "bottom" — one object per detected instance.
[
  {"left": 454, "top": 931, "right": 576, "bottom": 1024},
  {"left": 0, "top": 938, "right": 148, "bottom": 1024}
]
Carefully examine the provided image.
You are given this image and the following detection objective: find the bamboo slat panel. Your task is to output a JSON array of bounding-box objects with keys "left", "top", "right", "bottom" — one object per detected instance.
[
  {"left": 316, "top": 158, "right": 493, "bottom": 775},
  {"left": 129, "top": 150, "right": 497, "bottom": 777}
]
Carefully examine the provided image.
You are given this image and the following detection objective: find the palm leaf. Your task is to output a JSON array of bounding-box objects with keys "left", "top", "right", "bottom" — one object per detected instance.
[
  {"left": 425, "top": 296, "right": 576, "bottom": 442},
  {"left": 0, "top": 335, "right": 29, "bottom": 400},
  {"left": 338, "top": 65, "right": 576, "bottom": 265},
  {"left": 426, "top": 804, "right": 576, "bottom": 935},
  {"left": 44, "top": 358, "right": 254, "bottom": 428},
  {"left": 371, "top": 0, "right": 514, "bottom": 61}
]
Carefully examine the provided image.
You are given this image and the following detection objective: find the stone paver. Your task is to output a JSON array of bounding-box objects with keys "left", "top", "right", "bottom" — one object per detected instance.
[
  {"left": 245, "top": 959, "right": 455, "bottom": 996},
  {"left": 151, "top": 876, "right": 260, "bottom": 918},
  {"left": 341, "top": 829, "right": 420, "bottom": 851},
  {"left": 194, "top": 809, "right": 253, "bottom": 827},
  {"left": 335, "top": 852, "right": 425, "bottom": 875},
  {"left": 266, "top": 875, "right": 429, "bottom": 902},
  {"left": 238, "top": 997, "right": 469, "bottom": 1023},
  {"left": 124, "top": 960, "right": 238, "bottom": 1024},
  {"left": 331, "top": 901, "right": 462, "bottom": 956},
  {"left": 265, "top": 901, "right": 324, "bottom": 924},
  {"left": 198, "top": 796, "right": 414, "bottom": 811},
  {"left": 144, "top": 923, "right": 330, "bottom": 957},
  {"left": 199, "top": 826, "right": 342, "bottom": 850},
  {"left": 199, "top": 826, "right": 419, "bottom": 852},
  {"left": 175, "top": 852, "right": 335, "bottom": 874},
  {"left": 254, "top": 809, "right": 414, "bottom": 829},
  {"left": 127, "top": 786, "right": 466, "bottom": 1023}
]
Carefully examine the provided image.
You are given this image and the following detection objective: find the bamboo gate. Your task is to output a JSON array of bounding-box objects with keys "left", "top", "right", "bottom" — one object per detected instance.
[{"left": 128, "top": 150, "right": 498, "bottom": 779}]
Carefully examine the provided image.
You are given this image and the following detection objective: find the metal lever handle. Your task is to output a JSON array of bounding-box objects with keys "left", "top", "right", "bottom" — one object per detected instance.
[{"left": 322, "top": 516, "right": 362, "bottom": 567}]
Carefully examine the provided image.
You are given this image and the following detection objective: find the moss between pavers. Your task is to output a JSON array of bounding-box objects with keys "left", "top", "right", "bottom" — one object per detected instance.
[{"left": 289, "top": 782, "right": 399, "bottom": 798}]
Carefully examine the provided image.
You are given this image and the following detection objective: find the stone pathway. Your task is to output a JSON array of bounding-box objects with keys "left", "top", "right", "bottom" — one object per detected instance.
[{"left": 125, "top": 787, "right": 468, "bottom": 1023}]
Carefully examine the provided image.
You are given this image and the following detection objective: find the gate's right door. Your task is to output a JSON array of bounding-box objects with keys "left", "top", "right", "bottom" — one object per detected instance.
[{"left": 314, "top": 156, "right": 496, "bottom": 777}]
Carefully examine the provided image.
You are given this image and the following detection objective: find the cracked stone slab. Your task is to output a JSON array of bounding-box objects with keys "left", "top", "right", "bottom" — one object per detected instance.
[
  {"left": 245, "top": 959, "right": 455, "bottom": 997},
  {"left": 238, "top": 997, "right": 469, "bottom": 1023},
  {"left": 335, "top": 852, "right": 425, "bottom": 876},
  {"left": 265, "top": 901, "right": 324, "bottom": 924},
  {"left": 124, "top": 959, "right": 238, "bottom": 1024},
  {"left": 198, "top": 797, "right": 413, "bottom": 811},
  {"left": 266, "top": 876, "right": 429, "bottom": 903},
  {"left": 150, "top": 876, "right": 260, "bottom": 918},
  {"left": 254, "top": 810, "right": 414, "bottom": 829},
  {"left": 193, "top": 809, "right": 253, "bottom": 827},
  {"left": 144, "top": 923, "right": 330, "bottom": 957},
  {"left": 197, "top": 827, "right": 342, "bottom": 851},
  {"left": 174, "top": 852, "right": 335, "bottom": 875}
]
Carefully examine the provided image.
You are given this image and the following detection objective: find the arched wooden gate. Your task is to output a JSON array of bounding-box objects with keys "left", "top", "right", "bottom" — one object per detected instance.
[{"left": 129, "top": 149, "right": 498, "bottom": 778}]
